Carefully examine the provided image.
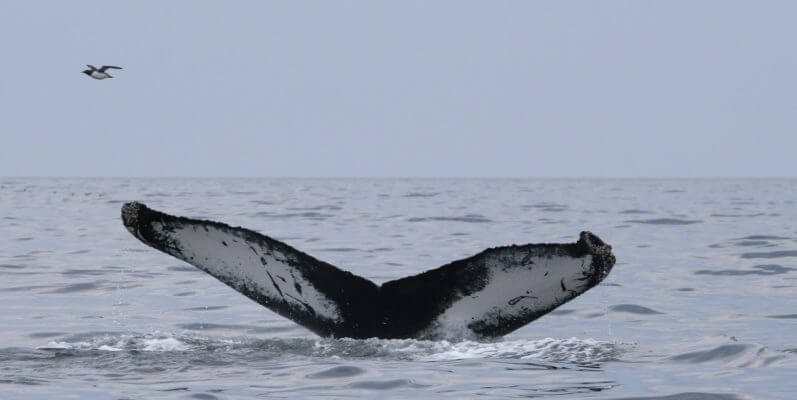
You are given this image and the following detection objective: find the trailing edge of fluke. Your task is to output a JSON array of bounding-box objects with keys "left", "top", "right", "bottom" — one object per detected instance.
[{"left": 121, "top": 202, "right": 615, "bottom": 340}]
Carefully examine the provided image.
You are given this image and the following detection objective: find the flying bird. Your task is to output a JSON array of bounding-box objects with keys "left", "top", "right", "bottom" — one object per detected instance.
[{"left": 82, "top": 65, "right": 123, "bottom": 80}]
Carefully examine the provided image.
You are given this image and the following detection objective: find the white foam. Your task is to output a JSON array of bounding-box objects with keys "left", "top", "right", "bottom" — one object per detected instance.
[
  {"left": 38, "top": 341, "right": 78, "bottom": 350},
  {"left": 39, "top": 333, "right": 192, "bottom": 352},
  {"left": 37, "top": 332, "right": 620, "bottom": 364},
  {"left": 142, "top": 337, "right": 189, "bottom": 352},
  {"left": 319, "top": 336, "right": 620, "bottom": 363},
  {"left": 420, "top": 337, "right": 616, "bottom": 362}
]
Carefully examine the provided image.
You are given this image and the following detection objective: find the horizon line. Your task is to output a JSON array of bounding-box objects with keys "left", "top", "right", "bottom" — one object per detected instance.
[{"left": 2, "top": 176, "right": 796, "bottom": 180}]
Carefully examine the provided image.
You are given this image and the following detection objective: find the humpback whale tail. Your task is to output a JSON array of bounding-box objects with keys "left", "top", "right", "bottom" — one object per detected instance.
[{"left": 121, "top": 202, "right": 615, "bottom": 340}]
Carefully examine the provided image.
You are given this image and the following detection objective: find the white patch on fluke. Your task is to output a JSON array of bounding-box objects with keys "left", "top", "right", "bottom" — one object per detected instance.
[
  {"left": 427, "top": 253, "right": 593, "bottom": 339},
  {"left": 151, "top": 222, "right": 342, "bottom": 323}
]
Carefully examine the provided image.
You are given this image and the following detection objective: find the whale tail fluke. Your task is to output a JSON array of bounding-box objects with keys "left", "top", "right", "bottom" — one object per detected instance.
[{"left": 121, "top": 202, "right": 614, "bottom": 339}]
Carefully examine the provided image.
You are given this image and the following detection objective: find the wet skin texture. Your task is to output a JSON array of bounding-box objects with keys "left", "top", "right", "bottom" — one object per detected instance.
[{"left": 122, "top": 202, "right": 615, "bottom": 339}]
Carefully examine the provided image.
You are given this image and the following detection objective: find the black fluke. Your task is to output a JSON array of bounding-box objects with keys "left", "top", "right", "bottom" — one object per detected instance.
[{"left": 121, "top": 202, "right": 615, "bottom": 340}]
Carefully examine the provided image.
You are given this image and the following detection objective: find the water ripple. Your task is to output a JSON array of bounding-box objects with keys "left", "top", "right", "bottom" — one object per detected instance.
[
  {"left": 348, "top": 379, "right": 429, "bottom": 390},
  {"left": 669, "top": 343, "right": 786, "bottom": 367},
  {"left": 740, "top": 250, "right": 797, "bottom": 259},
  {"left": 403, "top": 192, "right": 439, "bottom": 198},
  {"left": 306, "top": 365, "right": 365, "bottom": 379},
  {"left": 609, "top": 393, "right": 744, "bottom": 400},
  {"left": 609, "top": 304, "right": 664, "bottom": 315},
  {"left": 737, "top": 235, "right": 790, "bottom": 241},
  {"left": 695, "top": 264, "right": 795, "bottom": 276},
  {"left": 626, "top": 218, "right": 702, "bottom": 225},
  {"left": 46, "top": 282, "right": 103, "bottom": 294},
  {"left": 407, "top": 215, "right": 493, "bottom": 223}
]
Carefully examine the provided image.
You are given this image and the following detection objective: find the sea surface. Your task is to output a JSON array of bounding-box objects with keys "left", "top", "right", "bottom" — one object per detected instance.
[{"left": 1, "top": 178, "right": 796, "bottom": 399}]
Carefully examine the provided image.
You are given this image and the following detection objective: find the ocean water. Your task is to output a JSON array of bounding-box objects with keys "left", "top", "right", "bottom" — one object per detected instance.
[{"left": 1, "top": 178, "right": 796, "bottom": 399}]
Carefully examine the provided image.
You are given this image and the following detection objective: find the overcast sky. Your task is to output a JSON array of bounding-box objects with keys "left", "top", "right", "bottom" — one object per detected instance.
[{"left": 1, "top": 1, "right": 794, "bottom": 178}]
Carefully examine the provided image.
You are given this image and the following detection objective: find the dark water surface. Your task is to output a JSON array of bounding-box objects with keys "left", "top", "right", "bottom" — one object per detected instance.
[{"left": 1, "top": 178, "right": 796, "bottom": 399}]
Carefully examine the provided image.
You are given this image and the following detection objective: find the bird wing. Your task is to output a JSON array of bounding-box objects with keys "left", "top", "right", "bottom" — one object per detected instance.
[
  {"left": 99, "top": 65, "right": 123, "bottom": 72},
  {"left": 121, "top": 202, "right": 614, "bottom": 339},
  {"left": 86, "top": 65, "right": 97, "bottom": 70}
]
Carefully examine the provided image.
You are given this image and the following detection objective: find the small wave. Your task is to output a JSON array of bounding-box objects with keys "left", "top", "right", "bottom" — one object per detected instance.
[
  {"left": 61, "top": 268, "right": 107, "bottom": 277},
  {"left": 28, "top": 332, "right": 67, "bottom": 339},
  {"left": 269, "top": 212, "right": 335, "bottom": 220},
  {"left": 711, "top": 213, "right": 766, "bottom": 218},
  {"left": 65, "top": 249, "right": 91, "bottom": 255},
  {"left": 710, "top": 235, "right": 789, "bottom": 249},
  {"left": 618, "top": 209, "right": 653, "bottom": 214},
  {"left": 348, "top": 379, "right": 429, "bottom": 390},
  {"left": 522, "top": 203, "right": 568, "bottom": 212},
  {"left": 176, "top": 323, "right": 295, "bottom": 334},
  {"left": 182, "top": 306, "right": 229, "bottom": 311},
  {"left": 1, "top": 284, "right": 55, "bottom": 292},
  {"left": 306, "top": 365, "right": 365, "bottom": 379},
  {"left": 732, "top": 240, "right": 770, "bottom": 247},
  {"left": 740, "top": 250, "right": 797, "bottom": 259},
  {"left": 167, "top": 265, "right": 199, "bottom": 273},
  {"left": 45, "top": 282, "right": 102, "bottom": 294},
  {"left": 317, "top": 247, "right": 359, "bottom": 253},
  {"left": 669, "top": 343, "right": 786, "bottom": 368},
  {"left": 626, "top": 218, "right": 702, "bottom": 225},
  {"left": 142, "top": 337, "right": 189, "bottom": 352},
  {"left": 737, "top": 235, "right": 790, "bottom": 241},
  {"left": 407, "top": 214, "right": 493, "bottom": 223},
  {"left": 286, "top": 205, "right": 343, "bottom": 211},
  {"left": 0, "top": 376, "right": 48, "bottom": 386},
  {"left": 609, "top": 304, "right": 664, "bottom": 315},
  {"left": 403, "top": 192, "right": 439, "bottom": 198},
  {"left": 609, "top": 393, "right": 744, "bottom": 400},
  {"left": 695, "top": 264, "right": 795, "bottom": 276}
]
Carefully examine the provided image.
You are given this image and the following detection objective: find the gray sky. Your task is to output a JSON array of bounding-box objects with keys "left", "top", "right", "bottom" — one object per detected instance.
[{"left": 1, "top": 1, "right": 794, "bottom": 178}]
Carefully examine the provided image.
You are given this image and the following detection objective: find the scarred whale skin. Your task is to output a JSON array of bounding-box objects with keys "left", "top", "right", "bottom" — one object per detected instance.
[{"left": 121, "top": 202, "right": 615, "bottom": 340}]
